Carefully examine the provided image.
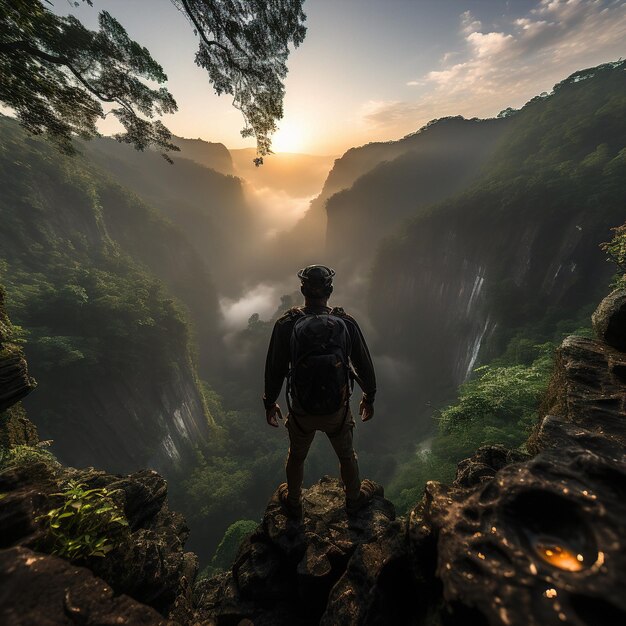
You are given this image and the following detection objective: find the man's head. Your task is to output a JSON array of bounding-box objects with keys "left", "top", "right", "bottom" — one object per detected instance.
[{"left": 298, "top": 265, "right": 335, "bottom": 301}]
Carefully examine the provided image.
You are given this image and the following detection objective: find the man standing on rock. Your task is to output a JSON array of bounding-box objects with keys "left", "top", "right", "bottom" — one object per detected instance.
[{"left": 263, "top": 265, "right": 379, "bottom": 517}]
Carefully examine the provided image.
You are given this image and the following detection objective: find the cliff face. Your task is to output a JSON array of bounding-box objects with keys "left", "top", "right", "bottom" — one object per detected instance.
[
  {"left": 325, "top": 117, "right": 507, "bottom": 274},
  {"left": 0, "top": 119, "right": 214, "bottom": 473}
]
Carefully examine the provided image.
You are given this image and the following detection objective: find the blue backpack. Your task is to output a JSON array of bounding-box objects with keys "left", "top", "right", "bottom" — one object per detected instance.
[{"left": 287, "top": 309, "right": 352, "bottom": 415}]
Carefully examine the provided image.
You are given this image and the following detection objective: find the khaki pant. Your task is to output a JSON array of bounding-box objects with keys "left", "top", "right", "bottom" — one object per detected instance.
[{"left": 285, "top": 405, "right": 361, "bottom": 503}]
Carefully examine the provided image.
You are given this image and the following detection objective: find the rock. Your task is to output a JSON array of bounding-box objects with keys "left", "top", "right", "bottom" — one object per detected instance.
[
  {"left": 453, "top": 444, "right": 529, "bottom": 488},
  {"left": 0, "top": 462, "right": 196, "bottom": 621},
  {"left": 0, "top": 403, "right": 39, "bottom": 450},
  {"left": 0, "top": 287, "right": 36, "bottom": 415},
  {"left": 425, "top": 447, "right": 626, "bottom": 626},
  {"left": 0, "top": 546, "right": 176, "bottom": 625},
  {"left": 195, "top": 477, "right": 395, "bottom": 625},
  {"left": 592, "top": 288, "right": 626, "bottom": 351},
  {"left": 529, "top": 336, "right": 626, "bottom": 452}
]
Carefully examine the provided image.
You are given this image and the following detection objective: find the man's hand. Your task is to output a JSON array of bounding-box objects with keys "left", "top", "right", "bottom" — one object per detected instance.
[
  {"left": 359, "top": 398, "right": 374, "bottom": 422},
  {"left": 266, "top": 403, "right": 283, "bottom": 428}
]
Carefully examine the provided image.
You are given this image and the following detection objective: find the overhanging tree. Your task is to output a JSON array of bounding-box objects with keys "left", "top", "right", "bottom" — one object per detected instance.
[{"left": 0, "top": 0, "right": 306, "bottom": 161}]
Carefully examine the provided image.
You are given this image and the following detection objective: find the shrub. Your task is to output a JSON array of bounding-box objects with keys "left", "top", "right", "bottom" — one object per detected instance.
[{"left": 37, "top": 481, "right": 128, "bottom": 560}]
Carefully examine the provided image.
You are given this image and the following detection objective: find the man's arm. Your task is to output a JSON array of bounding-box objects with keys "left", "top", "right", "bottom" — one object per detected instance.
[
  {"left": 263, "top": 316, "right": 291, "bottom": 425},
  {"left": 345, "top": 317, "right": 377, "bottom": 421}
]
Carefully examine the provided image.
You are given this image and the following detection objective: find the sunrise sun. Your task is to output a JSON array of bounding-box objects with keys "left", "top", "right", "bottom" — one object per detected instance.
[{"left": 271, "top": 119, "right": 307, "bottom": 153}]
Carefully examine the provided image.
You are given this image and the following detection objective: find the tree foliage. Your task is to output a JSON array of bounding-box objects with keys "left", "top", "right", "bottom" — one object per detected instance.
[
  {"left": 0, "top": 0, "right": 307, "bottom": 160},
  {"left": 601, "top": 220, "right": 626, "bottom": 288},
  {"left": 0, "top": 0, "right": 178, "bottom": 158}
]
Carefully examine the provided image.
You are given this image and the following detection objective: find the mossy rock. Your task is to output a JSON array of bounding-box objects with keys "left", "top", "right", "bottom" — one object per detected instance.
[{"left": 0, "top": 403, "right": 39, "bottom": 449}]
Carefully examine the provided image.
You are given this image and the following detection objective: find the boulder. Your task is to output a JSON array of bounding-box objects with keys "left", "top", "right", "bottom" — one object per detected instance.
[
  {"left": 0, "top": 546, "right": 176, "bottom": 625},
  {"left": 592, "top": 288, "right": 626, "bottom": 351},
  {"left": 0, "top": 287, "right": 36, "bottom": 415}
]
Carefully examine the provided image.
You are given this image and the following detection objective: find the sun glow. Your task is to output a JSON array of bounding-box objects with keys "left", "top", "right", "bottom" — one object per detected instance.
[{"left": 271, "top": 119, "right": 308, "bottom": 153}]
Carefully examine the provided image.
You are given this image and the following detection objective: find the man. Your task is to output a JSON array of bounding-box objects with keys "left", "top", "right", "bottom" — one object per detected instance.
[{"left": 263, "top": 265, "right": 378, "bottom": 517}]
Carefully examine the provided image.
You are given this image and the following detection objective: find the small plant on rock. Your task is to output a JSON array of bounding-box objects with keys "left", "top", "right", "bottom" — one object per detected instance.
[
  {"left": 37, "top": 481, "right": 128, "bottom": 560},
  {"left": 601, "top": 222, "right": 626, "bottom": 289}
]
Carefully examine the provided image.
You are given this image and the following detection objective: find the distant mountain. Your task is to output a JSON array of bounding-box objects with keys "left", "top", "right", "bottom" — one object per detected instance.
[
  {"left": 83, "top": 137, "right": 253, "bottom": 296},
  {"left": 230, "top": 148, "right": 336, "bottom": 198},
  {"left": 172, "top": 136, "right": 234, "bottom": 176},
  {"left": 325, "top": 116, "right": 508, "bottom": 274}
]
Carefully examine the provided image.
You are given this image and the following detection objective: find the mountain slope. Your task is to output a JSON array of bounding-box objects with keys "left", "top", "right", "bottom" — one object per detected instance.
[
  {"left": 83, "top": 137, "right": 253, "bottom": 296},
  {"left": 368, "top": 60, "right": 626, "bottom": 444},
  {"left": 0, "top": 117, "right": 215, "bottom": 473}
]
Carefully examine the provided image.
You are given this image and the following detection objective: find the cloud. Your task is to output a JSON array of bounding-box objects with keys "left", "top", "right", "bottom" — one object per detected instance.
[
  {"left": 362, "top": 0, "right": 626, "bottom": 134},
  {"left": 219, "top": 281, "right": 292, "bottom": 330},
  {"left": 360, "top": 100, "right": 430, "bottom": 128}
]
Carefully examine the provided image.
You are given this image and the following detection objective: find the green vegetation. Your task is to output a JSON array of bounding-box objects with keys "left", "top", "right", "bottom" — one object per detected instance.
[
  {"left": 0, "top": 0, "right": 307, "bottom": 159},
  {"left": 0, "top": 443, "right": 59, "bottom": 472},
  {"left": 388, "top": 343, "right": 555, "bottom": 515},
  {"left": 0, "top": 116, "right": 213, "bottom": 470},
  {"left": 36, "top": 481, "right": 128, "bottom": 560},
  {"left": 601, "top": 221, "right": 626, "bottom": 289},
  {"left": 200, "top": 519, "right": 258, "bottom": 579}
]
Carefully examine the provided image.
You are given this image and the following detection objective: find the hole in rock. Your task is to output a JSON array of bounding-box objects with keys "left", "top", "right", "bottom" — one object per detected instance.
[{"left": 502, "top": 490, "right": 597, "bottom": 571}]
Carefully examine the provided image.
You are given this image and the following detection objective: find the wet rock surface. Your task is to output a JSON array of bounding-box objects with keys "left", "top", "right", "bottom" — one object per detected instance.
[
  {"left": 592, "top": 288, "right": 626, "bottom": 351},
  {"left": 194, "top": 477, "right": 395, "bottom": 625},
  {"left": 0, "top": 462, "right": 196, "bottom": 622},
  {"left": 0, "top": 546, "right": 175, "bottom": 626}
]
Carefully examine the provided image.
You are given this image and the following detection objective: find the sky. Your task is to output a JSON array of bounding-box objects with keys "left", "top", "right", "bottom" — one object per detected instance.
[{"left": 58, "top": 0, "right": 625, "bottom": 155}]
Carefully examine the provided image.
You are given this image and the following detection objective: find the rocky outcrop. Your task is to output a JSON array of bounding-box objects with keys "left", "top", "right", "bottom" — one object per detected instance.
[
  {"left": 194, "top": 477, "right": 395, "bottom": 625},
  {"left": 0, "top": 461, "right": 197, "bottom": 624},
  {"left": 0, "top": 288, "right": 36, "bottom": 417},
  {"left": 0, "top": 547, "right": 174, "bottom": 626},
  {"left": 592, "top": 288, "right": 626, "bottom": 352}
]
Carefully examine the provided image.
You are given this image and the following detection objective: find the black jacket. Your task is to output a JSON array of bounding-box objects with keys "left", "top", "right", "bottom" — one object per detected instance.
[{"left": 263, "top": 305, "right": 377, "bottom": 410}]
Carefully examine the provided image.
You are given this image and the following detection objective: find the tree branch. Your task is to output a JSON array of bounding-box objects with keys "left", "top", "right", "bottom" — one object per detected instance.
[
  {"left": 178, "top": 0, "right": 246, "bottom": 70},
  {"left": 1, "top": 39, "right": 140, "bottom": 117}
]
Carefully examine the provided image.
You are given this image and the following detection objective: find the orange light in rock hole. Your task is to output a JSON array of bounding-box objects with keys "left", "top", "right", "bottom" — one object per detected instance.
[{"left": 534, "top": 541, "right": 585, "bottom": 572}]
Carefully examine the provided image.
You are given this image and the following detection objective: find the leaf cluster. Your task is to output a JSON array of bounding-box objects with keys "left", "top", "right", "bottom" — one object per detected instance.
[
  {"left": 600, "top": 221, "right": 626, "bottom": 288},
  {"left": 36, "top": 480, "right": 128, "bottom": 560},
  {"left": 0, "top": 0, "right": 178, "bottom": 158}
]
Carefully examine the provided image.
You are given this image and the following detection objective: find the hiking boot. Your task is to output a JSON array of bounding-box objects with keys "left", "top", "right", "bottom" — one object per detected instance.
[
  {"left": 346, "top": 479, "right": 381, "bottom": 515},
  {"left": 277, "top": 483, "right": 303, "bottom": 519}
]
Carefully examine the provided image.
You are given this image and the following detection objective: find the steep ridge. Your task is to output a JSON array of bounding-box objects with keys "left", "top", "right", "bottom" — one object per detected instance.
[
  {"left": 0, "top": 118, "right": 214, "bottom": 473},
  {"left": 367, "top": 61, "right": 626, "bottom": 443},
  {"left": 171, "top": 136, "right": 234, "bottom": 176},
  {"left": 261, "top": 114, "right": 507, "bottom": 279},
  {"left": 84, "top": 136, "right": 253, "bottom": 296},
  {"left": 325, "top": 116, "right": 507, "bottom": 275}
]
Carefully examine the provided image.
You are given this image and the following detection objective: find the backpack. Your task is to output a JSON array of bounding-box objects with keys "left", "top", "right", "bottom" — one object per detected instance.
[{"left": 287, "top": 309, "right": 352, "bottom": 415}]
